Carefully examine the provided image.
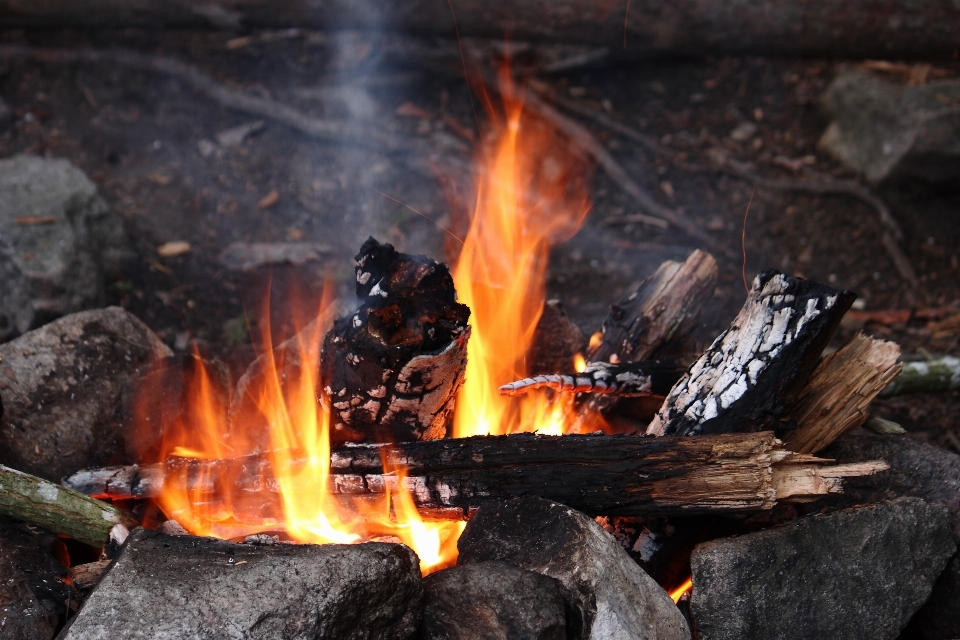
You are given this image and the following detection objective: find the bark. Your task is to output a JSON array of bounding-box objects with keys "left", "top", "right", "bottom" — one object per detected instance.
[
  {"left": 62, "top": 431, "right": 887, "bottom": 519},
  {"left": 784, "top": 333, "right": 901, "bottom": 455},
  {"left": 0, "top": 464, "right": 137, "bottom": 547},
  {"left": 1, "top": 1, "right": 958, "bottom": 59},
  {"left": 647, "top": 270, "right": 856, "bottom": 437},
  {"left": 320, "top": 238, "right": 470, "bottom": 442}
]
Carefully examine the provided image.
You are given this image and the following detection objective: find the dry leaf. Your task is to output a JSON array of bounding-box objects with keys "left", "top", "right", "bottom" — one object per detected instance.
[
  {"left": 258, "top": 189, "right": 280, "bottom": 209},
  {"left": 148, "top": 173, "right": 173, "bottom": 186},
  {"left": 157, "top": 241, "right": 192, "bottom": 257}
]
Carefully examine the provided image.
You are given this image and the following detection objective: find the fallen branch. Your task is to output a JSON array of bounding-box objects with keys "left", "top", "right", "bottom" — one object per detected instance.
[
  {"left": 64, "top": 432, "right": 887, "bottom": 519},
  {"left": 878, "top": 355, "right": 960, "bottom": 397},
  {"left": 0, "top": 464, "right": 137, "bottom": 547}
]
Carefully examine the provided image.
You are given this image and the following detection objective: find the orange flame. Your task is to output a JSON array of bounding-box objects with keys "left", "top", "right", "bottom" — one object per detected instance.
[
  {"left": 143, "top": 285, "right": 462, "bottom": 573},
  {"left": 452, "top": 65, "right": 600, "bottom": 438},
  {"left": 669, "top": 577, "right": 694, "bottom": 603}
]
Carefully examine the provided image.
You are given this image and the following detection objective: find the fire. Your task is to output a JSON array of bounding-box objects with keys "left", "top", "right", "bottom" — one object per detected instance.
[
  {"left": 143, "top": 286, "right": 462, "bottom": 573},
  {"left": 669, "top": 577, "right": 694, "bottom": 603},
  {"left": 452, "top": 65, "right": 598, "bottom": 438}
]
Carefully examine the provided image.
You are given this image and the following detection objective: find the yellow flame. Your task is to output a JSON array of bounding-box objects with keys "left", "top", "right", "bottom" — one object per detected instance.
[{"left": 669, "top": 577, "right": 694, "bottom": 603}]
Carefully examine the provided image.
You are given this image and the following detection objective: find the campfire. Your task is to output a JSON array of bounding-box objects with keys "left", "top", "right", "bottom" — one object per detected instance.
[{"left": 1, "top": 24, "right": 959, "bottom": 640}]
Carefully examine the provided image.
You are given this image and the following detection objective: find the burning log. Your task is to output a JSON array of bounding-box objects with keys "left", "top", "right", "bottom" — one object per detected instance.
[
  {"left": 0, "top": 464, "right": 137, "bottom": 547},
  {"left": 647, "top": 270, "right": 856, "bottom": 437},
  {"left": 320, "top": 238, "right": 470, "bottom": 442},
  {"left": 63, "top": 432, "right": 887, "bottom": 519}
]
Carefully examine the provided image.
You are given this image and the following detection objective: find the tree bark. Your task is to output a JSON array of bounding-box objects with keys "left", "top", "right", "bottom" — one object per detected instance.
[
  {"left": 63, "top": 431, "right": 887, "bottom": 519},
  {"left": 1, "top": 1, "right": 957, "bottom": 59}
]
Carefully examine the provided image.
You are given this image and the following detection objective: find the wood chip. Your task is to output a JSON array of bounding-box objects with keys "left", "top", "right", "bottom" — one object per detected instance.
[
  {"left": 15, "top": 216, "right": 57, "bottom": 225},
  {"left": 157, "top": 241, "right": 191, "bottom": 257},
  {"left": 257, "top": 189, "right": 279, "bottom": 209}
]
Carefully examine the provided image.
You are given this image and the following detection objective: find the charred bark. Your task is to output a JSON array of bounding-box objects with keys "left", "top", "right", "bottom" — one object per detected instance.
[
  {"left": 63, "top": 432, "right": 886, "bottom": 519},
  {"left": 647, "top": 271, "right": 856, "bottom": 437},
  {"left": 320, "top": 238, "right": 470, "bottom": 442}
]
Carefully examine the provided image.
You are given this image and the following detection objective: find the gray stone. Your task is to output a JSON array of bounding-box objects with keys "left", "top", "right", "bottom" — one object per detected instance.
[
  {"left": 820, "top": 69, "right": 960, "bottom": 184},
  {"left": 0, "top": 154, "right": 134, "bottom": 336},
  {"left": 0, "top": 307, "right": 171, "bottom": 481},
  {"left": 457, "top": 495, "right": 690, "bottom": 640},
  {"left": 61, "top": 529, "right": 423, "bottom": 640},
  {"left": 419, "top": 561, "right": 567, "bottom": 640},
  {"left": 690, "top": 498, "right": 956, "bottom": 640},
  {"left": 0, "top": 515, "right": 71, "bottom": 640},
  {"left": 914, "top": 552, "right": 960, "bottom": 639}
]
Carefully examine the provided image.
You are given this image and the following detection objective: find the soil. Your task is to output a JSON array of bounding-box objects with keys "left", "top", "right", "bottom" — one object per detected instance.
[{"left": 0, "top": 27, "right": 957, "bottom": 450}]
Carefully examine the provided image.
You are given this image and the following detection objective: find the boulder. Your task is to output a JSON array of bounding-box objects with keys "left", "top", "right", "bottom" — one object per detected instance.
[
  {"left": 690, "top": 498, "right": 956, "bottom": 640},
  {"left": 0, "top": 155, "right": 133, "bottom": 338},
  {"left": 820, "top": 69, "right": 960, "bottom": 185},
  {"left": 0, "top": 307, "right": 171, "bottom": 481},
  {"left": 419, "top": 561, "right": 567, "bottom": 640},
  {"left": 0, "top": 515, "right": 72, "bottom": 640},
  {"left": 60, "top": 529, "right": 423, "bottom": 640},
  {"left": 457, "top": 495, "right": 690, "bottom": 640}
]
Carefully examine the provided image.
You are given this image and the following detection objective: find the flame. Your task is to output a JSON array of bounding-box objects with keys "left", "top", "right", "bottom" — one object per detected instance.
[
  {"left": 142, "top": 284, "right": 462, "bottom": 573},
  {"left": 452, "top": 65, "right": 601, "bottom": 438},
  {"left": 669, "top": 577, "right": 694, "bottom": 603}
]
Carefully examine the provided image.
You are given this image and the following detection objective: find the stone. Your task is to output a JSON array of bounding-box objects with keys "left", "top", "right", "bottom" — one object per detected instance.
[
  {"left": 419, "top": 561, "right": 567, "bottom": 640},
  {"left": 0, "top": 515, "right": 72, "bottom": 640},
  {"left": 690, "top": 498, "right": 956, "bottom": 640},
  {"left": 457, "top": 495, "right": 691, "bottom": 640},
  {"left": 528, "top": 299, "right": 585, "bottom": 375},
  {"left": 913, "top": 553, "right": 960, "bottom": 639},
  {"left": 0, "top": 155, "right": 134, "bottom": 337},
  {"left": 820, "top": 69, "right": 960, "bottom": 184},
  {"left": 60, "top": 529, "right": 423, "bottom": 640},
  {"left": 0, "top": 307, "right": 172, "bottom": 481}
]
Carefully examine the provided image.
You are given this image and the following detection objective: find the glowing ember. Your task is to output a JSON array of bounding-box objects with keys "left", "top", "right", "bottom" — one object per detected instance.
[{"left": 669, "top": 577, "right": 694, "bottom": 603}]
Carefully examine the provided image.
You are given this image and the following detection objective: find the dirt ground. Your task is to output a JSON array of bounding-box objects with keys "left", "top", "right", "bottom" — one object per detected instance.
[{"left": 1, "top": 28, "right": 958, "bottom": 449}]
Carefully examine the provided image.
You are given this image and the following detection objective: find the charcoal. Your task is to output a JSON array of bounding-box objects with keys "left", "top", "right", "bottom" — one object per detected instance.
[
  {"left": 457, "top": 495, "right": 690, "bottom": 640},
  {"left": 60, "top": 529, "right": 423, "bottom": 640},
  {"left": 419, "top": 561, "right": 567, "bottom": 640},
  {"left": 0, "top": 307, "right": 171, "bottom": 481},
  {"left": 690, "top": 498, "right": 956, "bottom": 640},
  {"left": 0, "top": 155, "right": 133, "bottom": 338},
  {"left": 528, "top": 300, "right": 585, "bottom": 375}
]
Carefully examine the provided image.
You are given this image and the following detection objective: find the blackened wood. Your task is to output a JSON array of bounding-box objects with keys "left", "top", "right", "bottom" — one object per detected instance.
[
  {"left": 62, "top": 432, "right": 886, "bottom": 518},
  {"left": 320, "top": 238, "right": 470, "bottom": 442},
  {"left": 647, "top": 271, "right": 856, "bottom": 437},
  {"left": 499, "top": 359, "right": 685, "bottom": 397},
  {"left": 527, "top": 300, "right": 585, "bottom": 375}
]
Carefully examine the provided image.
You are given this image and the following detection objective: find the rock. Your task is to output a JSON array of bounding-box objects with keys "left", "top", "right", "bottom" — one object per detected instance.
[
  {"left": 690, "top": 498, "right": 956, "bottom": 640},
  {"left": 457, "top": 495, "right": 691, "bottom": 640},
  {"left": 528, "top": 299, "right": 585, "bottom": 375},
  {"left": 0, "top": 515, "right": 72, "bottom": 640},
  {"left": 817, "top": 433, "right": 960, "bottom": 638},
  {"left": 60, "top": 529, "right": 423, "bottom": 640},
  {"left": 820, "top": 69, "right": 960, "bottom": 184},
  {"left": 0, "top": 307, "right": 171, "bottom": 481},
  {"left": 0, "top": 155, "right": 133, "bottom": 337},
  {"left": 419, "top": 561, "right": 567, "bottom": 640}
]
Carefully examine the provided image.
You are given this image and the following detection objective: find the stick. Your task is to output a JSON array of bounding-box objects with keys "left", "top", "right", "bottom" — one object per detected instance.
[
  {"left": 0, "top": 465, "right": 138, "bottom": 548},
  {"left": 878, "top": 355, "right": 960, "bottom": 397}
]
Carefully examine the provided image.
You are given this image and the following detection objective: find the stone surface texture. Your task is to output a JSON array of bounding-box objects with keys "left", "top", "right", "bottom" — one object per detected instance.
[
  {"left": 457, "top": 495, "right": 690, "bottom": 640},
  {"left": 61, "top": 529, "right": 423, "bottom": 640},
  {"left": 821, "top": 69, "right": 960, "bottom": 184},
  {"left": 0, "top": 307, "right": 171, "bottom": 481},
  {"left": 0, "top": 155, "right": 133, "bottom": 338},
  {"left": 419, "top": 561, "right": 567, "bottom": 640},
  {"left": 690, "top": 497, "right": 956, "bottom": 640},
  {"left": 0, "top": 515, "right": 71, "bottom": 640}
]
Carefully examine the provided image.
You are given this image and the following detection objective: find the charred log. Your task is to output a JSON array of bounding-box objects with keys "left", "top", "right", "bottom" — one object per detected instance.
[
  {"left": 647, "top": 271, "right": 856, "bottom": 437},
  {"left": 499, "top": 359, "right": 685, "bottom": 397},
  {"left": 320, "top": 238, "right": 470, "bottom": 442},
  {"left": 63, "top": 432, "right": 886, "bottom": 519}
]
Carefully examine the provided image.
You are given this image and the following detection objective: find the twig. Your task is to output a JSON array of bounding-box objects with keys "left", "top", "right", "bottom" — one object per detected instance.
[{"left": 0, "top": 45, "right": 406, "bottom": 152}]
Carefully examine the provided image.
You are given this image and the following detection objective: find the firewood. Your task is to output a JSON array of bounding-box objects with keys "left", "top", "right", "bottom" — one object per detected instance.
[
  {"left": 647, "top": 271, "right": 855, "bottom": 437},
  {"left": 0, "top": 464, "right": 137, "bottom": 547},
  {"left": 62, "top": 432, "right": 887, "bottom": 519},
  {"left": 498, "top": 359, "right": 685, "bottom": 397},
  {"left": 784, "top": 334, "right": 902, "bottom": 455},
  {"left": 320, "top": 238, "right": 470, "bottom": 442}
]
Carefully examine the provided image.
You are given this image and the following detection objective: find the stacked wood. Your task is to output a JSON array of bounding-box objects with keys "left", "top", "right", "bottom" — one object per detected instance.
[
  {"left": 320, "top": 238, "right": 470, "bottom": 443},
  {"left": 647, "top": 270, "right": 855, "bottom": 437},
  {"left": 63, "top": 432, "right": 886, "bottom": 519},
  {"left": 784, "top": 334, "right": 902, "bottom": 455}
]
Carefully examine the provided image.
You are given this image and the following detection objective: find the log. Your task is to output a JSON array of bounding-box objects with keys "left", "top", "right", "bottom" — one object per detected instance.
[
  {"left": 877, "top": 355, "right": 960, "bottom": 397},
  {"left": 1, "top": 1, "right": 957, "bottom": 59},
  {"left": 62, "top": 432, "right": 887, "bottom": 519},
  {"left": 0, "top": 464, "right": 138, "bottom": 548},
  {"left": 320, "top": 238, "right": 470, "bottom": 442},
  {"left": 647, "top": 270, "right": 856, "bottom": 437},
  {"left": 498, "top": 359, "right": 685, "bottom": 397},
  {"left": 784, "top": 333, "right": 902, "bottom": 455}
]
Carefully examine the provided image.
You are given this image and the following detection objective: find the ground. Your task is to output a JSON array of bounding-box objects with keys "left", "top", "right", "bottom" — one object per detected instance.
[{"left": 0, "top": 27, "right": 957, "bottom": 449}]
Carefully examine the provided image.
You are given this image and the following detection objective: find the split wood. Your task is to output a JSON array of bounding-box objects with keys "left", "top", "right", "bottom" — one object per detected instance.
[
  {"left": 0, "top": 464, "right": 137, "bottom": 547},
  {"left": 64, "top": 431, "right": 886, "bottom": 520}
]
